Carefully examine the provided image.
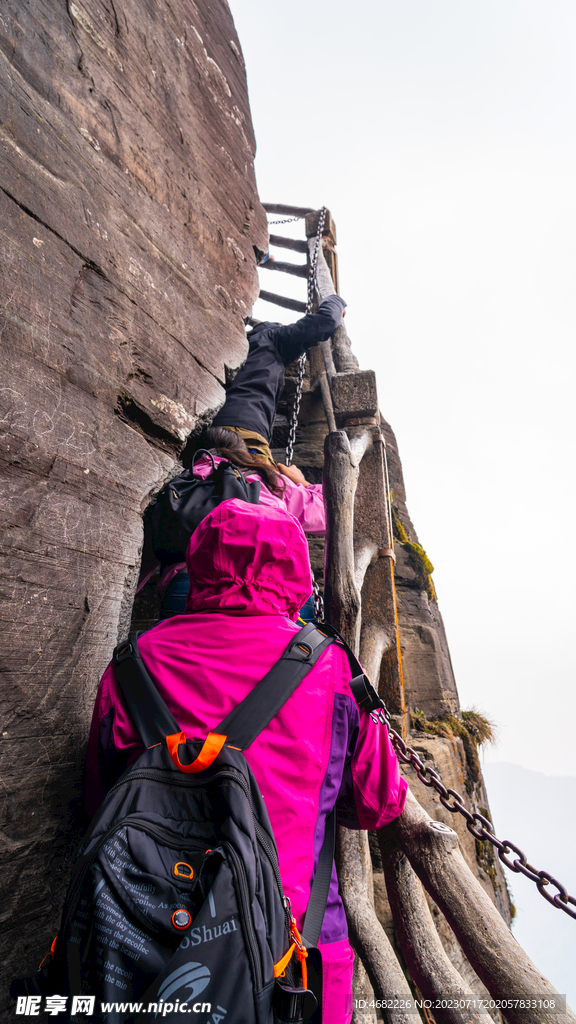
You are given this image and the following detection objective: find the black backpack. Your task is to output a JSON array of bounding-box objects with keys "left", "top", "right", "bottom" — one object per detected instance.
[
  {"left": 14, "top": 622, "right": 385, "bottom": 1024},
  {"left": 148, "top": 450, "right": 262, "bottom": 566}
]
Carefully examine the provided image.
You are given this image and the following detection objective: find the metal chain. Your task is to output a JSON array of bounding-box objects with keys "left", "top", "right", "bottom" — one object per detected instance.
[
  {"left": 267, "top": 215, "right": 306, "bottom": 225},
  {"left": 368, "top": 704, "right": 576, "bottom": 919},
  {"left": 285, "top": 206, "right": 326, "bottom": 465},
  {"left": 312, "top": 577, "right": 324, "bottom": 621}
]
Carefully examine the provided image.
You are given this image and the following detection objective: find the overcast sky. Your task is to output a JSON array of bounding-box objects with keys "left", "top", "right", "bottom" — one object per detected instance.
[
  {"left": 230, "top": 0, "right": 576, "bottom": 776},
  {"left": 229, "top": 0, "right": 576, "bottom": 997}
]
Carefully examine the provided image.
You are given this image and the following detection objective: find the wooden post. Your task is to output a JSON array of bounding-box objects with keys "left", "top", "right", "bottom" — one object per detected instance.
[
  {"left": 379, "top": 831, "right": 484, "bottom": 1024},
  {"left": 337, "top": 827, "right": 422, "bottom": 1024},
  {"left": 306, "top": 212, "right": 358, "bottom": 371},
  {"left": 355, "top": 434, "right": 405, "bottom": 728},
  {"left": 323, "top": 430, "right": 364, "bottom": 651}
]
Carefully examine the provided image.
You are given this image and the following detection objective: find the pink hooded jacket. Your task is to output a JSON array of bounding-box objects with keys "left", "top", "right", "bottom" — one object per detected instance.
[
  {"left": 86, "top": 499, "right": 407, "bottom": 946},
  {"left": 193, "top": 453, "right": 325, "bottom": 534}
]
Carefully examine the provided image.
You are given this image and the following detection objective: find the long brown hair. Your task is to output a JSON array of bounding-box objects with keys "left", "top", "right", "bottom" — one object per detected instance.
[{"left": 183, "top": 427, "right": 286, "bottom": 496}]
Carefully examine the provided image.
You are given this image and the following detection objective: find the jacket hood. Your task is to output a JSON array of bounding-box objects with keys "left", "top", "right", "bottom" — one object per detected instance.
[{"left": 184, "top": 499, "right": 312, "bottom": 618}]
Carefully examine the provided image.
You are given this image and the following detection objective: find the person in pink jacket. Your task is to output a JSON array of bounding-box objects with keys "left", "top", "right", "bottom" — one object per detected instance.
[
  {"left": 86, "top": 499, "right": 407, "bottom": 1023},
  {"left": 157, "top": 425, "right": 325, "bottom": 620}
]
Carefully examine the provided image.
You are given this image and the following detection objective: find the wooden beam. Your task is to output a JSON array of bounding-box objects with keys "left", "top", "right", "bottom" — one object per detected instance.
[
  {"left": 379, "top": 833, "right": 484, "bottom": 1024},
  {"left": 387, "top": 791, "right": 576, "bottom": 1024},
  {"left": 258, "top": 290, "right": 307, "bottom": 313},
  {"left": 323, "top": 429, "right": 366, "bottom": 653},
  {"left": 336, "top": 828, "right": 421, "bottom": 1024},
  {"left": 305, "top": 208, "right": 337, "bottom": 245},
  {"left": 308, "top": 232, "right": 358, "bottom": 371},
  {"left": 269, "top": 234, "right": 308, "bottom": 253},
  {"left": 322, "top": 246, "right": 340, "bottom": 295},
  {"left": 354, "top": 436, "right": 405, "bottom": 725},
  {"left": 260, "top": 259, "right": 308, "bottom": 279},
  {"left": 263, "top": 203, "right": 315, "bottom": 216}
]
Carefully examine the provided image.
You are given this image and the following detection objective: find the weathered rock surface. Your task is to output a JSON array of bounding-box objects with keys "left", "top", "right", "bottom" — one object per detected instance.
[
  {"left": 0, "top": 0, "right": 266, "bottom": 1012},
  {"left": 381, "top": 417, "right": 461, "bottom": 719}
]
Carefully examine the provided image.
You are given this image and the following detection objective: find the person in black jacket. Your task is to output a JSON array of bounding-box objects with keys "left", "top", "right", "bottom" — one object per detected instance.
[
  {"left": 210, "top": 293, "right": 346, "bottom": 470},
  {"left": 153, "top": 294, "right": 346, "bottom": 621}
]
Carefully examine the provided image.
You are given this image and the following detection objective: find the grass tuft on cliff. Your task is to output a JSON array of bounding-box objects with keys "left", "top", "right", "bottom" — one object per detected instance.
[{"left": 410, "top": 707, "right": 496, "bottom": 792}]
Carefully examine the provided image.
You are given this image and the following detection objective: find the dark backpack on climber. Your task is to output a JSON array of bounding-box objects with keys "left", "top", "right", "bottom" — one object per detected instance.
[
  {"left": 148, "top": 449, "right": 261, "bottom": 567},
  {"left": 12, "top": 623, "right": 364, "bottom": 1024}
]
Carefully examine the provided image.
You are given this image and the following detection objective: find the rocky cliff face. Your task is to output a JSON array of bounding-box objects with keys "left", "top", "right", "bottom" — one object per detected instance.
[{"left": 0, "top": 0, "right": 266, "bottom": 1012}]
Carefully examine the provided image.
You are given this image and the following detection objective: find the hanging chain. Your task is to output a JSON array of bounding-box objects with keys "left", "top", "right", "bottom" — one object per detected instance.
[
  {"left": 285, "top": 206, "right": 326, "bottom": 465},
  {"left": 365, "top": 702, "right": 576, "bottom": 920},
  {"left": 267, "top": 215, "right": 306, "bottom": 225},
  {"left": 312, "top": 577, "right": 324, "bottom": 621}
]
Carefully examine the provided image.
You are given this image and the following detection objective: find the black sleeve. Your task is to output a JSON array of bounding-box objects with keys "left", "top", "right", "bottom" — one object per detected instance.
[{"left": 270, "top": 294, "right": 346, "bottom": 365}]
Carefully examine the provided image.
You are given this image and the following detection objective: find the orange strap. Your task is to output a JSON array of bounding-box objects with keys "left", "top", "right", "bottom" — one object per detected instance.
[
  {"left": 274, "top": 942, "right": 296, "bottom": 978},
  {"left": 273, "top": 919, "right": 309, "bottom": 988},
  {"left": 290, "top": 918, "right": 308, "bottom": 990},
  {"left": 166, "top": 731, "right": 227, "bottom": 773}
]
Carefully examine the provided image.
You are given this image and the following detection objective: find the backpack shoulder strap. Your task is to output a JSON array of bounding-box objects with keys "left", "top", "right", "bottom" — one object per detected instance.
[
  {"left": 112, "top": 623, "right": 335, "bottom": 752},
  {"left": 215, "top": 622, "right": 334, "bottom": 750},
  {"left": 113, "top": 634, "right": 181, "bottom": 749}
]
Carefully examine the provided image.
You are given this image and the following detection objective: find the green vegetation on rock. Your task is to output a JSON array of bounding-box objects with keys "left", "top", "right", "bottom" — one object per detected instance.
[
  {"left": 392, "top": 506, "right": 437, "bottom": 602},
  {"left": 410, "top": 707, "right": 495, "bottom": 793}
]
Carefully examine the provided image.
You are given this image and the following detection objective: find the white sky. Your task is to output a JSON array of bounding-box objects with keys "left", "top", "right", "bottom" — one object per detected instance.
[{"left": 230, "top": 0, "right": 576, "bottom": 777}]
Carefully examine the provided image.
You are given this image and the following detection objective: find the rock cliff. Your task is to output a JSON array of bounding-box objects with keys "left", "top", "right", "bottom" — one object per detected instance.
[{"left": 0, "top": 1, "right": 266, "bottom": 1013}]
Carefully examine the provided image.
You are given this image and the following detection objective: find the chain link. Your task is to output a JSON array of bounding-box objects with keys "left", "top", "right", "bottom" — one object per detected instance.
[
  {"left": 267, "top": 215, "right": 306, "bottom": 225},
  {"left": 382, "top": 716, "right": 576, "bottom": 919},
  {"left": 285, "top": 207, "right": 326, "bottom": 466},
  {"left": 312, "top": 577, "right": 324, "bottom": 621},
  {"left": 285, "top": 356, "right": 306, "bottom": 467}
]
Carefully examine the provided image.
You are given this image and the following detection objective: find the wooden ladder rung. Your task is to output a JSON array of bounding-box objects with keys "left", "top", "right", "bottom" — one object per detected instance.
[
  {"left": 260, "top": 260, "right": 307, "bottom": 279},
  {"left": 263, "top": 203, "right": 316, "bottom": 216},
  {"left": 269, "top": 234, "right": 308, "bottom": 254},
  {"left": 258, "top": 290, "right": 307, "bottom": 313}
]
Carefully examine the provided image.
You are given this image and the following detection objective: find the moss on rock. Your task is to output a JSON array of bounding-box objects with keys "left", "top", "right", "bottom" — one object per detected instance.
[
  {"left": 410, "top": 708, "right": 495, "bottom": 793},
  {"left": 392, "top": 506, "right": 437, "bottom": 602}
]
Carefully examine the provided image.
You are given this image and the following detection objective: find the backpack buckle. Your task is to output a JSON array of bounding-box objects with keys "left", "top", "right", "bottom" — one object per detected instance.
[
  {"left": 273, "top": 980, "right": 317, "bottom": 1023},
  {"left": 288, "top": 641, "right": 312, "bottom": 662},
  {"left": 113, "top": 640, "right": 135, "bottom": 665}
]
